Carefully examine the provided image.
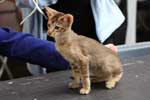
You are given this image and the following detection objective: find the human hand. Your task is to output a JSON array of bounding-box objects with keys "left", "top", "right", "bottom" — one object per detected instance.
[{"left": 105, "top": 44, "right": 118, "bottom": 53}]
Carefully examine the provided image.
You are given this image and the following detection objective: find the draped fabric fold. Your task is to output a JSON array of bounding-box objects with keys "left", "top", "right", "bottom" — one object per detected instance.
[{"left": 91, "top": 0, "right": 125, "bottom": 42}]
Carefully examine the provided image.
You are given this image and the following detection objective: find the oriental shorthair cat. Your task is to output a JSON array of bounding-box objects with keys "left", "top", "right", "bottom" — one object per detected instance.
[{"left": 45, "top": 7, "right": 123, "bottom": 95}]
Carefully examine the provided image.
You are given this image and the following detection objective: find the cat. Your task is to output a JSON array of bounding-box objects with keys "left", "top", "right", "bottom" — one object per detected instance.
[{"left": 45, "top": 7, "right": 123, "bottom": 95}]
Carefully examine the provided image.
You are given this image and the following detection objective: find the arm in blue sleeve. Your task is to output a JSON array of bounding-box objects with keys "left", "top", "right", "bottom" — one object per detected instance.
[{"left": 0, "top": 27, "right": 69, "bottom": 70}]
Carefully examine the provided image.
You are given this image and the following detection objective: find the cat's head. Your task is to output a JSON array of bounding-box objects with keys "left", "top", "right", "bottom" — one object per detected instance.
[{"left": 45, "top": 7, "right": 74, "bottom": 37}]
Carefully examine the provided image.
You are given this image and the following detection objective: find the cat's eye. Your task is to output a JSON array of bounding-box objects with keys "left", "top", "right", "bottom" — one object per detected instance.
[
  {"left": 48, "top": 24, "right": 51, "bottom": 27},
  {"left": 55, "top": 26, "right": 60, "bottom": 30},
  {"left": 52, "top": 20, "right": 55, "bottom": 24}
]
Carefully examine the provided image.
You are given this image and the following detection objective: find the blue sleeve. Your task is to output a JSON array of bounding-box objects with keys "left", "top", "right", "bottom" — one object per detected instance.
[{"left": 0, "top": 27, "right": 70, "bottom": 70}]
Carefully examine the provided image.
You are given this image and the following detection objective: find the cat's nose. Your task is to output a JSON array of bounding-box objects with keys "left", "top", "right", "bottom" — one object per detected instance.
[{"left": 48, "top": 30, "right": 52, "bottom": 34}]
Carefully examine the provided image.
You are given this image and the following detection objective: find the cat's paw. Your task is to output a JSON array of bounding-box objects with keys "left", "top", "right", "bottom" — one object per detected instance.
[
  {"left": 68, "top": 81, "right": 80, "bottom": 89},
  {"left": 80, "top": 88, "right": 91, "bottom": 95},
  {"left": 106, "top": 81, "right": 116, "bottom": 89}
]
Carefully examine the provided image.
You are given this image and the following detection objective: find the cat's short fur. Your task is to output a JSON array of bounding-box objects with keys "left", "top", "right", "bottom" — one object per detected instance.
[{"left": 45, "top": 7, "right": 123, "bottom": 95}]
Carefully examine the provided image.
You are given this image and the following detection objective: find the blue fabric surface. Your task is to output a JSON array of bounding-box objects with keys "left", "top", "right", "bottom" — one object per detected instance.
[{"left": 0, "top": 27, "right": 69, "bottom": 70}]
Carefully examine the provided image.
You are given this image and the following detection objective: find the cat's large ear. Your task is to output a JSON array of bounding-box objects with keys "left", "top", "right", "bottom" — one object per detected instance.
[
  {"left": 58, "top": 14, "right": 74, "bottom": 28},
  {"left": 45, "top": 7, "right": 58, "bottom": 18}
]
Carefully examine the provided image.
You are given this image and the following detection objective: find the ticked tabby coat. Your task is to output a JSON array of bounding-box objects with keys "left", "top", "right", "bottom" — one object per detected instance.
[{"left": 45, "top": 7, "right": 123, "bottom": 95}]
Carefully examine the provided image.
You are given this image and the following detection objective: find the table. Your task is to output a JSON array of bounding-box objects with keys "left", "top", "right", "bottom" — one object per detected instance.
[{"left": 0, "top": 42, "right": 150, "bottom": 100}]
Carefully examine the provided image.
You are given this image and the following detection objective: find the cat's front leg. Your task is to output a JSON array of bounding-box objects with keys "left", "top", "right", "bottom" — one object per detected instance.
[
  {"left": 80, "top": 59, "right": 91, "bottom": 95},
  {"left": 68, "top": 63, "right": 81, "bottom": 89}
]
